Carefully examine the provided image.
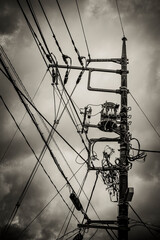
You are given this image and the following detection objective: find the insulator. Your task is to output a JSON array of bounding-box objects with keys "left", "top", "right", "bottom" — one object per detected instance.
[
  {"left": 70, "top": 193, "right": 83, "bottom": 211},
  {"left": 73, "top": 233, "right": 83, "bottom": 240}
]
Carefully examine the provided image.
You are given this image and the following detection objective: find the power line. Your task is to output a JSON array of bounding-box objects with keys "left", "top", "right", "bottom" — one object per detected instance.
[
  {"left": 115, "top": 0, "right": 125, "bottom": 37},
  {"left": 56, "top": 228, "right": 79, "bottom": 240},
  {"left": 38, "top": 0, "right": 71, "bottom": 65},
  {"left": 56, "top": 0, "right": 84, "bottom": 66},
  {"left": 26, "top": 0, "right": 53, "bottom": 63},
  {"left": 75, "top": 0, "right": 91, "bottom": 59},
  {"left": 0, "top": 69, "right": 48, "bottom": 163},
  {"left": 128, "top": 203, "right": 158, "bottom": 239},
  {"left": 130, "top": 92, "right": 160, "bottom": 140}
]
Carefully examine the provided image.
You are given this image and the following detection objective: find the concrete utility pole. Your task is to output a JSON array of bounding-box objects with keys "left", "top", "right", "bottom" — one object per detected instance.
[{"left": 118, "top": 37, "right": 129, "bottom": 240}]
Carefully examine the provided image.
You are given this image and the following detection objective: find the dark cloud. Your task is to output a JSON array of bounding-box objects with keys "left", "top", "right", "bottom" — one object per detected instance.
[
  {"left": 0, "top": 0, "right": 21, "bottom": 35},
  {"left": 0, "top": 224, "right": 33, "bottom": 240}
]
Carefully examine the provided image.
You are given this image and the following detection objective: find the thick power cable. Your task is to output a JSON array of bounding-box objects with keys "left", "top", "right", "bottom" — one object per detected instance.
[
  {"left": 15, "top": 163, "right": 85, "bottom": 240},
  {"left": 56, "top": 0, "right": 84, "bottom": 66},
  {"left": 130, "top": 92, "right": 160, "bottom": 139},
  {"left": 75, "top": 0, "right": 91, "bottom": 59},
  {"left": 115, "top": 0, "right": 125, "bottom": 37},
  {"left": 129, "top": 203, "right": 158, "bottom": 239}
]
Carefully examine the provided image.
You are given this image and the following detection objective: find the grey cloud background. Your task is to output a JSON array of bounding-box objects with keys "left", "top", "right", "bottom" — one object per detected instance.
[{"left": 0, "top": 0, "right": 160, "bottom": 240}]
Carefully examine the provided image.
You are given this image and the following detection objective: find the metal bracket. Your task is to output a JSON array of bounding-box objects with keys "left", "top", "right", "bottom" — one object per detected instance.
[{"left": 88, "top": 69, "right": 121, "bottom": 93}]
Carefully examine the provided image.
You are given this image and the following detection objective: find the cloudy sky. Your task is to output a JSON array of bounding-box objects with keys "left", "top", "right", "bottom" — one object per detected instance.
[{"left": 0, "top": 0, "right": 160, "bottom": 240}]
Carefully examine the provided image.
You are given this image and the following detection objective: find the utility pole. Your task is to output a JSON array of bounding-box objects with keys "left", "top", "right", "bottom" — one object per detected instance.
[
  {"left": 118, "top": 37, "right": 129, "bottom": 240},
  {"left": 49, "top": 38, "right": 133, "bottom": 240}
]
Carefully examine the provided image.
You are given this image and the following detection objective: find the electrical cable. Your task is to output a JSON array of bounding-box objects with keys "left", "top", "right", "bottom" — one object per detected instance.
[
  {"left": 81, "top": 171, "right": 116, "bottom": 240},
  {"left": 15, "top": 163, "right": 85, "bottom": 240},
  {"left": 38, "top": 0, "right": 71, "bottom": 65},
  {"left": 89, "top": 229, "right": 99, "bottom": 240},
  {"left": 75, "top": 0, "right": 91, "bottom": 59},
  {"left": 56, "top": 0, "right": 84, "bottom": 66},
  {"left": 82, "top": 172, "right": 99, "bottom": 223},
  {"left": 130, "top": 92, "right": 160, "bottom": 140},
  {"left": 56, "top": 228, "right": 79, "bottom": 240},
  {"left": 0, "top": 69, "right": 48, "bottom": 163},
  {"left": 115, "top": 0, "right": 125, "bottom": 37},
  {"left": 26, "top": 0, "right": 53, "bottom": 63},
  {"left": 131, "top": 147, "right": 160, "bottom": 153},
  {"left": 128, "top": 203, "right": 158, "bottom": 239},
  {"left": 17, "top": 0, "right": 52, "bottom": 67}
]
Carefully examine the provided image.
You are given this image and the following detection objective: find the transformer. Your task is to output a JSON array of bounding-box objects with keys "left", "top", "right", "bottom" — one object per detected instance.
[{"left": 98, "top": 101, "right": 120, "bottom": 132}]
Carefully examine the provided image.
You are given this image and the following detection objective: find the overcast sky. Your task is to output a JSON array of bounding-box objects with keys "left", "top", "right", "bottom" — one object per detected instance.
[{"left": 0, "top": 0, "right": 160, "bottom": 240}]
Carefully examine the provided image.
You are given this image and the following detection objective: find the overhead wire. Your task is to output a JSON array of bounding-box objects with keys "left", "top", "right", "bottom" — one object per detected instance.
[
  {"left": 0, "top": 69, "right": 48, "bottom": 163},
  {"left": 26, "top": 0, "right": 53, "bottom": 63},
  {"left": 129, "top": 203, "right": 158, "bottom": 239},
  {"left": 75, "top": 0, "right": 91, "bottom": 59},
  {"left": 56, "top": 228, "right": 79, "bottom": 240},
  {"left": 130, "top": 92, "right": 160, "bottom": 139},
  {"left": 80, "top": 172, "right": 117, "bottom": 240},
  {"left": 115, "top": 0, "right": 125, "bottom": 37},
  {"left": 56, "top": 0, "right": 84, "bottom": 66},
  {"left": 38, "top": 0, "right": 71, "bottom": 66},
  {"left": 17, "top": 0, "right": 52, "bottom": 67},
  {"left": 89, "top": 229, "right": 99, "bottom": 240}
]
